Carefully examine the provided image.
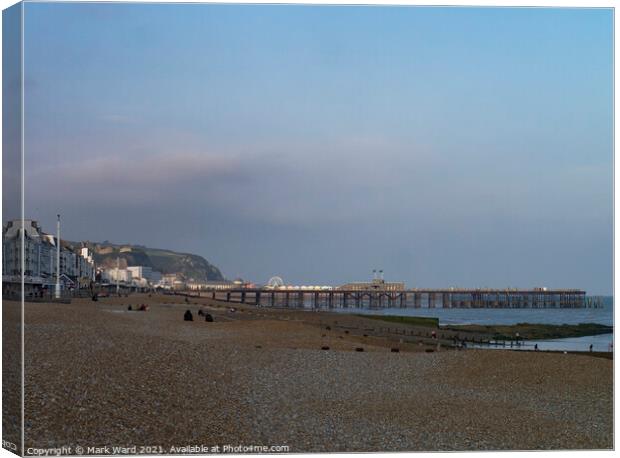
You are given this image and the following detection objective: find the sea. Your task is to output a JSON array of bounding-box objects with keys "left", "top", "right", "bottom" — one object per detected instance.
[{"left": 337, "top": 296, "right": 614, "bottom": 352}]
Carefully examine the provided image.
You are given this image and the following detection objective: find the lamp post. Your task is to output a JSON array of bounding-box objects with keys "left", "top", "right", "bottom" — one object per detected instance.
[
  {"left": 55, "top": 214, "right": 61, "bottom": 299},
  {"left": 116, "top": 256, "right": 120, "bottom": 295}
]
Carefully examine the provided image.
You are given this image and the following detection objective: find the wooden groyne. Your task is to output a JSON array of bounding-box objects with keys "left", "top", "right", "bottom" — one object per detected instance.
[{"left": 207, "top": 288, "right": 595, "bottom": 309}]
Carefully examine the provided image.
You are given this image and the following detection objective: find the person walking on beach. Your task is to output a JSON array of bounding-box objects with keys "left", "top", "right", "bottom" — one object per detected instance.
[
  {"left": 534, "top": 344, "right": 538, "bottom": 351},
  {"left": 589, "top": 344, "right": 593, "bottom": 352}
]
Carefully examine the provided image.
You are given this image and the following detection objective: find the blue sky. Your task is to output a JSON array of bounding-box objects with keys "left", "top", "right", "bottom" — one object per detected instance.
[{"left": 19, "top": 4, "right": 613, "bottom": 293}]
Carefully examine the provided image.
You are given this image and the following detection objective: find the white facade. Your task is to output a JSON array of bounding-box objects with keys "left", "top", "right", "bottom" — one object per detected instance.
[
  {"left": 102, "top": 268, "right": 133, "bottom": 283},
  {"left": 2, "top": 220, "right": 45, "bottom": 278},
  {"left": 157, "top": 273, "right": 186, "bottom": 290},
  {"left": 2, "top": 219, "right": 95, "bottom": 288},
  {"left": 132, "top": 277, "right": 149, "bottom": 287},
  {"left": 126, "top": 266, "right": 151, "bottom": 280},
  {"left": 127, "top": 265, "right": 162, "bottom": 285},
  {"left": 187, "top": 281, "right": 234, "bottom": 291}
]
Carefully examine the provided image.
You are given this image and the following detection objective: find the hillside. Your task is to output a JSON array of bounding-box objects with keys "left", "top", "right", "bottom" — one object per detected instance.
[{"left": 69, "top": 241, "right": 225, "bottom": 282}]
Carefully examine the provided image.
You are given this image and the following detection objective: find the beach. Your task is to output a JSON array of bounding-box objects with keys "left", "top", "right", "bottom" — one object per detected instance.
[{"left": 4, "top": 293, "right": 613, "bottom": 452}]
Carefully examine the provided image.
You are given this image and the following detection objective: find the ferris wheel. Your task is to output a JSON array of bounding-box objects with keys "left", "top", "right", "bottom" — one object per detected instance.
[{"left": 266, "top": 276, "right": 285, "bottom": 288}]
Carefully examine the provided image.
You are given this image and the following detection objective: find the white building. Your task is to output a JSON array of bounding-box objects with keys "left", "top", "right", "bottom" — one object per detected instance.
[
  {"left": 78, "top": 247, "right": 95, "bottom": 281},
  {"left": 187, "top": 280, "right": 235, "bottom": 291},
  {"left": 2, "top": 219, "right": 45, "bottom": 278},
  {"left": 102, "top": 267, "right": 133, "bottom": 283},
  {"left": 127, "top": 265, "right": 149, "bottom": 280},
  {"left": 2, "top": 219, "right": 96, "bottom": 295},
  {"left": 157, "top": 273, "right": 187, "bottom": 290},
  {"left": 127, "top": 266, "right": 162, "bottom": 286}
]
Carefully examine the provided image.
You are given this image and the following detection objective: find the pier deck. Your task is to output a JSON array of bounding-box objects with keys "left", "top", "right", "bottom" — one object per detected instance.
[{"left": 207, "top": 288, "right": 593, "bottom": 309}]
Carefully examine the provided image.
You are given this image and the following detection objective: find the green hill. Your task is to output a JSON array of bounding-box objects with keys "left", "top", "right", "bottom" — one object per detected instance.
[{"left": 69, "top": 241, "right": 225, "bottom": 282}]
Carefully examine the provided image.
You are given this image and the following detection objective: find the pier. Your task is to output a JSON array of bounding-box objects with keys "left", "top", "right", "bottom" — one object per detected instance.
[{"left": 208, "top": 288, "right": 593, "bottom": 309}]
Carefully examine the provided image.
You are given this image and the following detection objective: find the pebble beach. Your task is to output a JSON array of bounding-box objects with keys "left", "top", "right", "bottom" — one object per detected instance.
[{"left": 4, "top": 293, "right": 613, "bottom": 452}]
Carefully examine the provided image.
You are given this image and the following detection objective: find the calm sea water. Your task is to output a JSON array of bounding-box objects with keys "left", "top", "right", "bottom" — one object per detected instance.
[
  {"left": 338, "top": 296, "right": 614, "bottom": 352},
  {"left": 481, "top": 334, "right": 614, "bottom": 353},
  {"left": 339, "top": 296, "right": 613, "bottom": 326}
]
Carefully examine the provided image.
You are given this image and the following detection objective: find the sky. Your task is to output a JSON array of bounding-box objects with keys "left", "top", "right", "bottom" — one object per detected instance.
[{"left": 13, "top": 3, "right": 613, "bottom": 293}]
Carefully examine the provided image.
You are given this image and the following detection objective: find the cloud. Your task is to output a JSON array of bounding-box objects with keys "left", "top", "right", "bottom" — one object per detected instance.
[
  {"left": 24, "top": 138, "right": 611, "bottom": 235},
  {"left": 25, "top": 146, "right": 418, "bottom": 228},
  {"left": 27, "top": 152, "right": 246, "bottom": 204}
]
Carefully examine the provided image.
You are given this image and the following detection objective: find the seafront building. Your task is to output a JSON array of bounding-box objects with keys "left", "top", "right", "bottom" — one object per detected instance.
[
  {"left": 101, "top": 267, "right": 133, "bottom": 284},
  {"left": 337, "top": 280, "right": 405, "bottom": 291},
  {"left": 2, "top": 219, "right": 96, "bottom": 297},
  {"left": 126, "top": 265, "right": 162, "bottom": 284},
  {"left": 186, "top": 280, "right": 236, "bottom": 291},
  {"left": 98, "top": 265, "right": 163, "bottom": 288},
  {"left": 159, "top": 273, "right": 185, "bottom": 289},
  {"left": 3, "top": 218, "right": 214, "bottom": 295},
  {"left": 161, "top": 275, "right": 236, "bottom": 291},
  {"left": 338, "top": 270, "right": 405, "bottom": 291}
]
